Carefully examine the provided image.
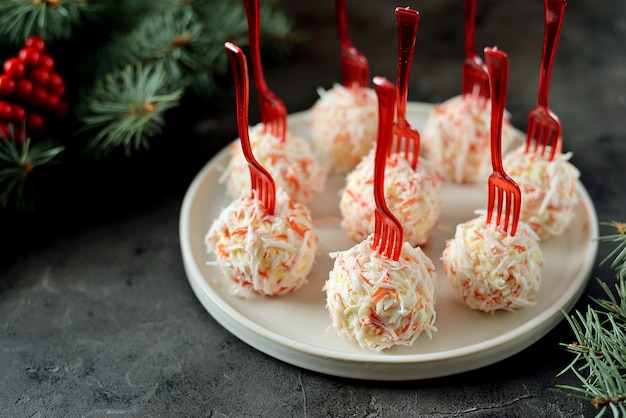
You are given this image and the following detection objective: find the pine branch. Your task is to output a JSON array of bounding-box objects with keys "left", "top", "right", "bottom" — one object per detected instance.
[
  {"left": 0, "top": 127, "right": 64, "bottom": 210},
  {"left": 599, "top": 222, "right": 626, "bottom": 282},
  {"left": 75, "top": 0, "right": 301, "bottom": 156},
  {"left": 78, "top": 63, "right": 183, "bottom": 157},
  {"left": 0, "top": 0, "right": 105, "bottom": 46},
  {"left": 0, "top": 0, "right": 302, "bottom": 209},
  {"left": 558, "top": 223, "right": 626, "bottom": 417},
  {"left": 87, "top": 7, "right": 204, "bottom": 81}
]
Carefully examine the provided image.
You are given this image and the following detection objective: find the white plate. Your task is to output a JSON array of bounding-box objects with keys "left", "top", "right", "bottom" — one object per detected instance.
[{"left": 179, "top": 102, "right": 598, "bottom": 380}]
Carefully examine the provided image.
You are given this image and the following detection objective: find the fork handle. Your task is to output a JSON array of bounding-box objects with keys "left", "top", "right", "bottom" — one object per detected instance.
[
  {"left": 225, "top": 43, "right": 255, "bottom": 168},
  {"left": 244, "top": 0, "right": 270, "bottom": 95},
  {"left": 336, "top": 0, "right": 369, "bottom": 87},
  {"left": 372, "top": 76, "right": 396, "bottom": 212},
  {"left": 335, "top": 0, "right": 353, "bottom": 51},
  {"left": 464, "top": 0, "right": 478, "bottom": 59},
  {"left": 484, "top": 47, "right": 508, "bottom": 174},
  {"left": 538, "top": 0, "right": 566, "bottom": 108},
  {"left": 395, "top": 7, "right": 419, "bottom": 123}
]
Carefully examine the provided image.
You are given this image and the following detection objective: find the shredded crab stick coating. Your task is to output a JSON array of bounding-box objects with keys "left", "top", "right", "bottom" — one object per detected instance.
[
  {"left": 442, "top": 212, "right": 543, "bottom": 312},
  {"left": 324, "top": 235, "right": 437, "bottom": 351},
  {"left": 309, "top": 83, "right": 378, "bottom": 174},
  {"left": 205, "top": 189, "right": 318, "bottom": 296},
  {"left": 339, "top": 149, "right": 441, "bottom": 247},
  {"left": 224, "top": 123, "right": 327, "bottom": 204},
  {"left": 422, "top": 94, "right": 517, "bottom": 183},
  {"left": 503, "top": 146, "right": 580, "bottom": 240}
]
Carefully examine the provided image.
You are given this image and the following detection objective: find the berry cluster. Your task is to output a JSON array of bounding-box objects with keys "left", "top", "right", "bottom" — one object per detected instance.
[{"left": 0, "top": 35, "right": 68, "bottom": 140}]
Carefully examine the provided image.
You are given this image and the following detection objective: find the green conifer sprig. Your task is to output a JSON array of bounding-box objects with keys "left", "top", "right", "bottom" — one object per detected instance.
[
  {"left": 0, "top": 0, "right": 300, "bottom": 210},
  {"left": 0, "top": 0, "right": 104, "bottom": 46},
  {"left": 88, "top": 7, "right": 203, "bottom": 81},
  {"left": 78, "top": 63, "right": 184, "bottom": 157},
  {"left": 558, "top": 223, "right": 626, "bottom": 417},
  {"left": 0, "top": 129, "right": 64, "bottom": 210},
  {"left": 598, "top": 222, "right": 626, "bottom": 283}
]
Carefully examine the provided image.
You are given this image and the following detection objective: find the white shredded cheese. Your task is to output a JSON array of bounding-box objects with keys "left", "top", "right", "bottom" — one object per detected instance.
[
  {"left": 324, "top": 235, "right": 438, "bottom": 351},
  {"left": 309, "top": 83, "right": 378, "bottom": 174},
  {"left": 205, "top": 188, "right": 318, "bottom": 296},
  {"left": 503, "top": 145, "right": 580, "bottom": 239},
  {"left": 224, "top": 123, "right": 327, "bottom": 204},
  {"left": 442, "top": 211, "right": 543, "bottom": 312},
  {"left": 422, "top": 94, "right": 517, "bottom": 184},
  {"left": 339, "top": 148, "right": 442, "bottom": 247}
]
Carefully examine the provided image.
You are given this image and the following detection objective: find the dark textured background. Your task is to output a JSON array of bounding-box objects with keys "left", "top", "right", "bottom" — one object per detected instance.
[{"left": 2, "top": 1, "right": 625, "bottom": 416}]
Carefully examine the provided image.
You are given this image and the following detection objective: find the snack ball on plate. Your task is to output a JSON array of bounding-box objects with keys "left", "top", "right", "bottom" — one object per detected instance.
[
  {"left": 442, "top": 212, "right": 543, "bottom": 313},
  {"left": 309, "top": 83, "right": 378, "bottom": 174},
  {"left": 422, "top": 94, "right": 517, "bottom": 183},
  {"left": 205, "top": 188, "right": 318, "bottom": 296},
  {"left": 339, "top": 149, "right": 441, "bottom": 247},
  {"left": 224, "top": 123, "right": 327, "bottom": 204},
  {"left": 324, "top": 235, "right": 437, "bottom": 351},
  {"left": 503, "top": 146, "right": 580, "bottom": 240}
]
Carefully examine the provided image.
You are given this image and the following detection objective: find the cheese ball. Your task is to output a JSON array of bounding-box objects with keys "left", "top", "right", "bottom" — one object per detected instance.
[
  {"left": 422, "top": 94, "right": 517, "bottom": 183},
  {"left": 224, "top": 123, "right": 326, "bottom": 204},
  {"left": 339, "top": 149, "right": 441, "bottom": 247},
  {"left": 324, "top": 235, "right": 437, "bottom": 351},
  {"left": 442, "top": 212, "right": 543, "bottom": 312},
  {"left": 503, "top": 146, "right": 580, "bottom": 240},
  {"left": 309, "top": 83, "right": 378, "bottom": 174},
  {"left": 205, "top": 189, "right": 318, "bottom": 296}
]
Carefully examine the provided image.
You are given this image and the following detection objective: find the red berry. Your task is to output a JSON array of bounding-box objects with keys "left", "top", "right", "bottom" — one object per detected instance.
[
  {"left": 11, "top": 104, "right": 25, "bottom": 123},
  {"left": 31, "top": 87, "right": 48, "bottom": 107},
  {"left": 0, "top": 102, "right": 12, "bottom": 121},
  {"left": 26, "top": 112, "right": 45, "bottom": 133},
  {"left": 4, "top": 58, "right": 26, "bottom": 79},
  {"left": 30, "top": 68, "right": 51, "bottom": 86},
  {"left": 44, "top": 93, "right": 61, "bottom": 111},
  {"left": 0, "top": 75, "right": 15, "bottom": 96},
  {"left": 38, "top": 54, "right": 55, "bottom": 71},
  {"left": 16, "top": 79, "right": 34, "bottom": 99},
  {"left": 48, "top": 73, "right": 65, "bottom": 95},
  {"left": 25, "top": 35, "right": 46, "bottom": 52},
  {"left": 18, "top": 47, "right": 42, "bottom": 68}
]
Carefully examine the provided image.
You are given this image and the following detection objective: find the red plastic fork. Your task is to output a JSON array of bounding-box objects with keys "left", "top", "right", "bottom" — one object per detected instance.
[
  {"left": 462, "top": 0, "right": 490, "bottom": 99},
  {"left": 484, "top": 47, "right": 521, "bottom": 236},
  {"left": 225, "top": 42, "right": 276, "bottom": 214},
  {"left": 244, "top": 0, "right": 287, "bottom": 141},
  {"left": 336, "top": 0, "right": 370, "bottom": 88},
  {"left": 372, "top": 76, "right": 403, "bottom": 261},
  {"left": 525, "top": 0, "right": 567, "bottom": 161},
  {"left": 392, "top": 7, "right": 420, "bottom": 170}
]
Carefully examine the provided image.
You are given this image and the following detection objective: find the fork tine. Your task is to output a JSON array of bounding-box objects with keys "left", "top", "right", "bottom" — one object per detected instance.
[
  {"left": 527, "top": 112, "right": 561, "bottom": 159},
  {"left": 493, "top": 185, "right": 500, "bottom": 226},
  {"left": 503, "top": 191, "right": 513, "bottom": 231},
  {"left": 486, "top": 184, "right": 494, "bottom": 225},
  {"left": 525, "top": 121, "right": 535, "bottom": 153},
  {"left": 391, "top": 228, "right": 401, "bottom": 260},
  {"left": 340, "top": 47, "right": 369, "bottom": 88}
]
